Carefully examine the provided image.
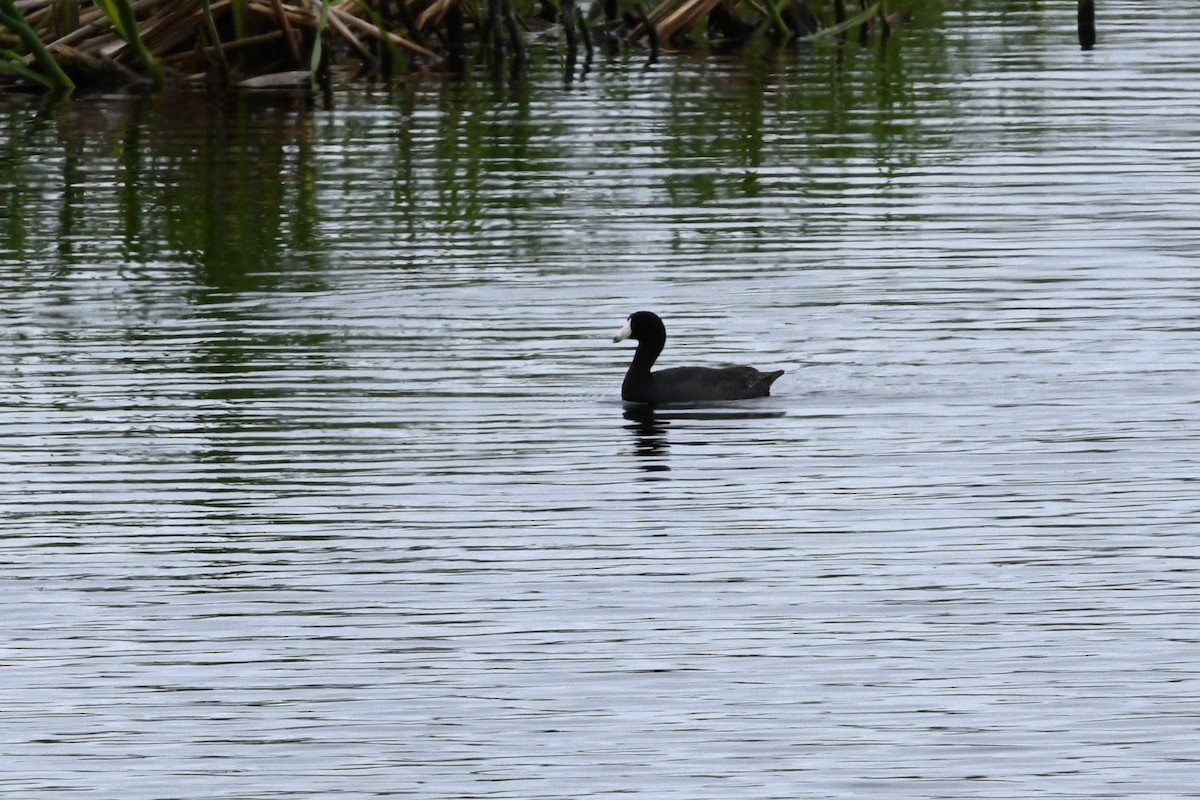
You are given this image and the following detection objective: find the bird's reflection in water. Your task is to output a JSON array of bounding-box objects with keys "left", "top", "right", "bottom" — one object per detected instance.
[
  {"left": 623, "top": 405, "right": 672, "bottom": 476},
  {"left": 622, "top": 404, "right": 786, "bottom": 478}
]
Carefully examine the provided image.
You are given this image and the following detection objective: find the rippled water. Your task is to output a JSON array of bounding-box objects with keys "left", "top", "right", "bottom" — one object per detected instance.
[{"left": 3, "top": 3, "right": 1200, "bottom": 798}]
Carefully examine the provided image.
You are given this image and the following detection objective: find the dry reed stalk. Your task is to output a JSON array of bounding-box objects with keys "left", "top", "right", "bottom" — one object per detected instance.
[
  {"left": 628, "top": 0, "right": 712, "bottom": 41},
  {"left": 219, "top": 28, "right": 286, "bottom": 50},
  {"left": 655, "top": 0, "right": 721, "bottom": 41},
  {"left": 44, "top": 0, "right": 180, "bottom": 52},
  {"left": 16, "top": 2, "right": 54, "bottom": 28},
  {"left": 47, "top": 42, "right": 138, "bottom": 77},
  {"left": 242, "top": 0, "right": 434, "bottom": 60},
  {"left": 306, "top": 0, "right": 373, "bottom": 63},
  {"left": 327, "top": 4, "right": 438, "bottom": 59},
  {"left": 157, "top": 29, "right": 286, "bottom": 64},
  {"left": 636, "top": 0, "right": 673, "bottom": 25},
  {"left": 140, "top": 2, "right": 208, "bottom": 57},
  {"left": 269, "top": 0, "right": 302, "bottom": 65},
  {"left": 415, "top": 0, "right": 458, "bottom": 33}
]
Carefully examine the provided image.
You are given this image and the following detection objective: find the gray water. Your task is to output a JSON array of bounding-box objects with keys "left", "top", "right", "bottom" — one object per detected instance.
[{"left": 3, "top": 3, "right": 1200, "bottom": 798}]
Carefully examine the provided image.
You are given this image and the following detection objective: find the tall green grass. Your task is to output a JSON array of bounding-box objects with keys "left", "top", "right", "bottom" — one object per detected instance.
[
  {"left": 0, "top": 0, "right": 76, "bottom": 91},
  {"left": 95, "top": 0, "right": 165, "bottom": 85}
]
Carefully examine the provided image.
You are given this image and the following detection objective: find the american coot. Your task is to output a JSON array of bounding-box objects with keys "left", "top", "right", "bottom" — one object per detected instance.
[{"left": 613, "top": 311, "right": 784, "bottom": 405}]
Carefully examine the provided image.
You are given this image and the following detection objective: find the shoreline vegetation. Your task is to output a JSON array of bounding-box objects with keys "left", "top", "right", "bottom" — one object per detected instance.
[{"left": 1, "top": 0, "right": 908, "bottom": 94}]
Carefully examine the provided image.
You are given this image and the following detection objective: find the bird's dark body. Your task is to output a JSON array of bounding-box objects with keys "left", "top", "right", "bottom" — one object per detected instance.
[
  {"left": 614, "top": 311, "right": 783, "bottom": 406},
  {"left": 622, "top": 365, "right": 784, "bottom": 405}
]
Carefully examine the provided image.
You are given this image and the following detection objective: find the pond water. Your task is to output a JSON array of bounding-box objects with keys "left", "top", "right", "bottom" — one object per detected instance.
[{"left": 3, "top": 3, "right": 1200, "bottom": 798}]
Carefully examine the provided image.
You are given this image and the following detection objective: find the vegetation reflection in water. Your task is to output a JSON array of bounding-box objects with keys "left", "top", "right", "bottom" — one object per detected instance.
[{"left": 2, "top": 17, "right": 947, "bottom": 286}]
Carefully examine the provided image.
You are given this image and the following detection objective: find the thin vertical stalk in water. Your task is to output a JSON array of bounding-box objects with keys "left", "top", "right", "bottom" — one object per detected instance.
[
  {"left": 230, "top": 0, "right": 248, "bottom": 43},
  {"left": 446, "top": 0, "right": 464, "bottom": 71},
  {"left": 503, "top": 0, "right": 525, "bottom": 74},
  {"left": 309, "top": 0, "right": 331, "bottom": 91},
  {"left": 389, "top": 0, "right": 423, "bottom": 46},
  {"left": 200, "top": 0, "right": 230, "bottom": 71},
  {"left": 50, "top": 0, "right": 79, "bottom": 39},
  {"left": 370, "top": 0, "right": 391, "bottom": 73},
  {"left": 1078, "top": 0, "right": 1095, "bottom": 50},
  {"left": 575, "top": 7, "right": 592, "bottom": 70},
  {"left": 801, "top": 1, "right": 877, "bottom": 41},
  {"left": 764, "top": 0, "right": 789, "bottom": 39},
  {"left": 488, "top": 0, "right": 504, "bottom": 69},
  {"left": 633, "top": 3, "right": 657, "bottom": 64},
  {"left": 562, "top": 0, "right": 577, "bottom": 82}
]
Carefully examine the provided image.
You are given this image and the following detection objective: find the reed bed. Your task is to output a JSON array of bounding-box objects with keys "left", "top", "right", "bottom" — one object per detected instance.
[{"left": 1, "top": 0, "right": 904, "bottom": 93}]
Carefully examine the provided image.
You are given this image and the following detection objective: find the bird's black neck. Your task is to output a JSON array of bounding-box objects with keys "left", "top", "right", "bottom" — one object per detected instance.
[{"left": 627, "top": 338, "right": 663, "bottom": 377}]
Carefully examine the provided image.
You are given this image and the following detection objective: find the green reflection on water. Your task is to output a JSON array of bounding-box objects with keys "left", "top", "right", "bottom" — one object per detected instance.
[
  {"left": 0, "top": 8, "right": 967, "bottom": 289},
  {"left": 3, "top": 92, "right": 323, "bottom": 296}
]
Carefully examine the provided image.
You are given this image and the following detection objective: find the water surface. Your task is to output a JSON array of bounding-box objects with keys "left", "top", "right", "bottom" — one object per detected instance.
[{"left": 3, "top": 4, "right": 1200, "bottom": 797}]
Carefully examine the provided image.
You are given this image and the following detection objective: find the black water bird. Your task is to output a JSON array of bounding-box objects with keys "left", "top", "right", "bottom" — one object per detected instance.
[{"left": 613, "top": 311, "right": 783, "bottom": 405}]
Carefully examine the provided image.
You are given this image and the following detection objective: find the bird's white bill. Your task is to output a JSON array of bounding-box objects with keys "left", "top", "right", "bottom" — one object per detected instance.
[{"left": 612, "top": 318, "right": 632, "bottom": 343}]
